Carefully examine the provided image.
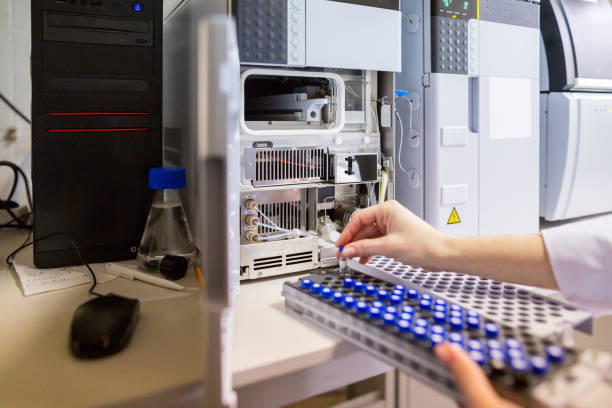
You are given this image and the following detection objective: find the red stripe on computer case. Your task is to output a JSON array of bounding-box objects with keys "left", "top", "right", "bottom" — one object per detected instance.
[{"left": 48, "top": 128, "right": 149, "bottom": 133}]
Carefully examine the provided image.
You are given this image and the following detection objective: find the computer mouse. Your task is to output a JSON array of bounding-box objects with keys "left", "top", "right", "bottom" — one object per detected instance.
[{"left": 70, "top": 294, "right": 140, "bottom": 359}]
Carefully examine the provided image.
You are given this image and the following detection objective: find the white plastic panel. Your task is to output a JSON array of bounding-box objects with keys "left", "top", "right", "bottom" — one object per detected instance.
[
  {"left": 425, "top": 74, "right": 478, "bottom": 236},
  {"left": 542, "top": 92, "right": 612, "bottom": 220},
  {"left": 478, "top": 20, "right": 539, "bottom": 80},
  {"left": 476, "top": 20, "right": 540, "bottom": 235},
  {"left": 478, "top": 77, "right": 540, "bottom": 235},
  {"left": 306, "top": 0, "right": 401, "bottom": 72}
]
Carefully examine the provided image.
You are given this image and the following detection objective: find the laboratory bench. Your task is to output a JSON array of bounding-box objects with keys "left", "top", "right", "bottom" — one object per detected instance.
[{"left": 3, "top": 229, "right": 612, "bottom": 408}]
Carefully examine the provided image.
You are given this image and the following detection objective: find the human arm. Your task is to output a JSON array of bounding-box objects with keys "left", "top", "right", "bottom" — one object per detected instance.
[{"left": 336, "top": 200, "right": 558, "bottom": 289}]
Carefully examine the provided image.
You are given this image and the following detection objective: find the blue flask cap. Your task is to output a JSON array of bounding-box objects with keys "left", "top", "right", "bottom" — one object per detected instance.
[{"left": 148, "top": 167, "right": 186, "bottom": 190}]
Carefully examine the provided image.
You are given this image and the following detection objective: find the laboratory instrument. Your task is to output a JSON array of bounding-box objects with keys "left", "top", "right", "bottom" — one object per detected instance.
[
  {"left": 105, "top": 263, "right": 185, "bottom": 291},
  {"left": 228, "top": 0, "right": 402, "bottom": 280},
  {"left": 137, "top": 167, "right": 198, "bottom": 271},
  {"left": 70, "top": 294, "right": 140, "bottom": 359},
  {"left": 283, "top": 258, "right": 612, "bottom": 407},
  {"left": 31, "top": 0, "right": 163, "bottom": 267},
  {"left": 396, "top": 0, "right": 540, "bottom": 236},
  {"left": 540, "top": 0, "right": 612, "bottom": 221}
]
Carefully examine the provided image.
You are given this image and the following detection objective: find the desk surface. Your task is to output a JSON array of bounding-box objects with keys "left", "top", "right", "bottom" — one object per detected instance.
[
  {"left": 0, "top": 230, "right": 357, "bottom": 407},
  {"left": 4, "top": 230, "right": 612, "bottom": 407}
]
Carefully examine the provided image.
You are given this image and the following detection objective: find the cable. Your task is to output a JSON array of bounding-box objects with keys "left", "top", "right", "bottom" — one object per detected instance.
[
  {"left": 6, "top": 232, "right": 102, "bottom": 297},
  {"left": 0, "top": 161, "right": 33, "bottom": 230},
  {"left": 254, "top": 220, "right": 290, "bottom": 233},
  {"left": 394, "top": 109, "right": 409, "bottom": 176},
  {"left": 0, "top": 92, "right": 31, "bottom": 124},
  {"left": 401, "top": 95, "right": 415, "bottom": 137},
  {"left": 254, "top": 230, "right": 298, "bottom": 242},
  {"left": 369, "top": 99, "right": 380, "bottom": 136},
  {"left": 254, "top": 207, "right": 284, "bottom": 230}
]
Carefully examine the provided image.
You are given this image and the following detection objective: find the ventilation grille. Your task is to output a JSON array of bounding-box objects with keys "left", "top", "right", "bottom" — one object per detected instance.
[
  {"left": 253, "top": 251, "right": 314, "bottom": 271},
  {"left": 247, "top": 147, "right": 326, "bottom": 186},
  {"left": 258, "top": 201, "right": 302, "bottom": 234},
  {"left": 286, "top": 251, "right": 313, "bottom": 266},
  {"left": 254, "top": 255, "right": 283, "bottom": 271}
]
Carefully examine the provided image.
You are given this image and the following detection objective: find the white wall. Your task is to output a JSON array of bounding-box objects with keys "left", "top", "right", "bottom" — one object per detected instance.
[{"left": 0, "top": 0, "right": 31, "bottom": 205}]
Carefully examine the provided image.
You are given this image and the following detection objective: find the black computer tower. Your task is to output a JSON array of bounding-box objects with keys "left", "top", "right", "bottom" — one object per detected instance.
[{"left": 31, "top": 0, "right": 162, "bottom": 268}]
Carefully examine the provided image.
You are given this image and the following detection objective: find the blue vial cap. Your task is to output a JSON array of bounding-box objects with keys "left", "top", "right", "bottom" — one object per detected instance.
[
  {"left": 435, "top": 298, "right": 447, "bottom": 306},
  {"left": 372, "top": 301, "right": 385, "bottom": 309},
  {"left": 507, "top": 349, "right": 525, "bottom": 361},
  {"left": 433, "top": 311, "right": 447, "bottom": 324},
  {"left": 343, "top": 296, "right": 356, "bottom": 308},
  {"left": 510, "top": 358, "right": 530, "bottom": 373},
  {"left": 415, "top": 318, "right": 429, "bottom": 328},
  {"left": 356, "top": 301, "right": 369, "bottom": 313},
  {"left": 397, "top": 319, "right": 412, "bottom": 333},
  {"left": 430, "top": 333, "right": 445, "bottom": 348},
  {"left": 343, "top": 278, "right": 354, "bottom": 288},
  {"left": 365, "top": 285, "right": 377, "bottom": 295},
  {"left": 390, "top": 294, "right": 403, "bottom": 305},
  {"left": 310, "top": 283, "right": 322, "bottom": 294},
  {"left": 383, "top": 313, "right": 396, "bottom": 326},
  {"left": 450, "top": 304, "right": 462, "bottom": 312},
  {"left": 486, "top": 339, "right": 503, "bottom": 351},
  {"left": 394, "top": 284, "right": 406, "bottom": 293},
  {"left": 466, "top": 310, "right": 480, "bottom": 319},
  {"left": 450, "top": 310, "right": 463, "bottom": 319},
  {"left": 407, "top": 289, "right": 419, "bottom": 299},
  {"left": 392, "top": 289, "right": 404, "bottom": 297},
  {"left": 485, "top": 322, "right": 500, "bottom": 338},
  {"left": 413, "top": 326, "right": 428, "bottom": 340},
  {"left": 448, "top": 332, "right": 464, "bottom": 346},
  {"left": 377, "top": 289, "right": 389, "bottom": 300},
  {"left": 449, "top": 317, "right": 464, "bottom": 330},
  {"left": 385, "top": 306, "right": 398, "bottom": 315},
  {"left": 419, "top": 299, "right": 432, "bottom": 310},
  {"left": 434, "top": 304, "right": 447, "bottom": 313},
  {"left": 505, "top": 338, "right": 523, "bottom": 350},
  {"left": 333, "top": 292, "right": 344, "bottom": 303},
  {"left": 148, "top": 167, "right": 186, "bottom": 189},
  {"left": 546, "top": 345, "right": 565, "bottom": 363},
  {"left": 399, "top": 313, "right": 413, "bottom": 322},
  {"left": 300, "top": 279, "right": 312, "bottom": 289},
  {"left": 421, "top": 293, "right": 432, "bottom": 301},
  {"left": 530, "top": 356, "right": 549, "bottom": 375},
  {"left": 467, "top": 317, "right": 481, "bottom": 330},
  {"left": 321, "top": 287, "right": 333, "bottom": 299},
  {"left": 469, "top": 350, "right": 486, "bottom": 366},
  {"left": 353, "top": 281, "right": 365, "bottom": 292},
  {"left": 431, "top": 325, "right": 446, "bottom": 335},
  {"left": 468, "top": 339, "right": 484, "bottom": 351},
  {"left": 489, "top": 349, "right": 506, "bottom": 362},
  {"left": 401, "top": 305, "right": 415, "bottom": 315},
  {"left": 369, "top": 307, "right": 382, "bottom": 319}
]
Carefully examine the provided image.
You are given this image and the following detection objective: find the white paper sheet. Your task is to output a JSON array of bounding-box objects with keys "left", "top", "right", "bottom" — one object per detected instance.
[{"left": 13, "top": 262, "right": 118, "bottom": 296}]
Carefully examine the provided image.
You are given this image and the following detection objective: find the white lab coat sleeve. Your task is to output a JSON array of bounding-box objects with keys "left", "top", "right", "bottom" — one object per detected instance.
[{"left": 541, "top": 214, "right": 612, "bottom": 315}]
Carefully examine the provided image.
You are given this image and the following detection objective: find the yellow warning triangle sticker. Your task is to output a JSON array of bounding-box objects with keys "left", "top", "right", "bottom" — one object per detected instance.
[{"left": 447, "top": 207, "right": 461, "bottom": 225}]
